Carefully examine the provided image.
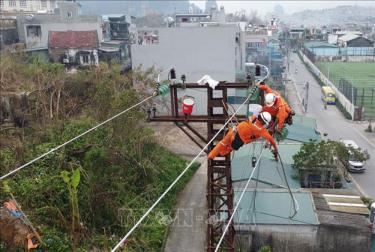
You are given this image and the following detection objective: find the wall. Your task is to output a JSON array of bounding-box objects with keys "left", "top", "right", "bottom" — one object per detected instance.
[
  {"left": 299, "top": 51, "right": 356, "bottom": 119},
  {"left": 17, "top": 17, "right": 102, "bottom": 49},
  {"left": 17, "top": 2, "right": 101, "bottom": 50},
  {"left": 0, "top": 0, "right": 56, "bottom": 14},
  {"left": 317, "top": 222, "right": 371, "bottom": 252},
  {"left": 132, "top": 26, "right": 239, "bottom": 115},
  {"left": 236, "top": 224, "right": 318, "bottom": 252},
  {"left": 309, "top": 47, "right": 339, "bottom": 56},
  {"left": 236, "top": 221, "right": 371, "bottom": 252},
  {"left": 132, "top": 26, "right": 237, "bottom": 83}
]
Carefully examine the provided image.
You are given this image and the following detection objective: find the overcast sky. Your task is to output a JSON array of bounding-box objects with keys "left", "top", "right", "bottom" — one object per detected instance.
[{"left": 190, "top": 1, "right": 375, "bottom": 16}]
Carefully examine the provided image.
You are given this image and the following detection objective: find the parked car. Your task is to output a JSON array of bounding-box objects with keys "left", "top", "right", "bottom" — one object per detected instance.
[{"left": 340, "top": 139, "right": 366, "bottom": 173}]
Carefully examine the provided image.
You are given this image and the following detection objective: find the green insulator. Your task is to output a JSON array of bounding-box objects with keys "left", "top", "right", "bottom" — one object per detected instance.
[
  {"left": 158, "top": 84, "right": 169, "bottom": 96},
  {"left": 275, "top": 127, "right": 289, "bottom": 142}
]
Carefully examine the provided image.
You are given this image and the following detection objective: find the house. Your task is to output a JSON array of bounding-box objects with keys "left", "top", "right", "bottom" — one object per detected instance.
[
  {"left": 0, "top": 0, "right": 56, "bottom": 15},
  {"left": 0, "top": 18, "right": 19, "bottom": 49},
  {"left": 304, "top": 41, "right": 339, "bottom": 56},
  {"left": 231, "top": 115, "right": 372, "bottom": 252},
  {"left": 338, "top": 34, "right": 374, "bottom": 47},
  {"left": 16, "top": 1, "right": 102, "bottom": 51},
  {"left": 48, "top": 30, "right": 99, "bottom": 67},
  {"left": 131, "top": 20, "right": 242, "bottom": 114},
  {"left": 98, "top": 40, "right": 131, "bottom": 71},
  {"left": 328, "top": 31, "right": 363, "bottom": 45},
  {"left": 102, "top": 14, "right": 131, "bottom": 41}
]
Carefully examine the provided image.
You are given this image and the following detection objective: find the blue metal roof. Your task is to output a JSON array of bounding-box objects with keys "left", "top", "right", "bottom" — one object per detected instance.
[{"left": 233, "top": 190, "right": 319, "bottom": 225}]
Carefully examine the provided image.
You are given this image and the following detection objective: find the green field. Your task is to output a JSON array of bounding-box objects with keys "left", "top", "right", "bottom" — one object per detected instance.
[
  {"left": 316, "top": 62, "right": 375, "bottom": 119},
  {"left": 317, "top": 62, "right": 375, "bottom": 88}
]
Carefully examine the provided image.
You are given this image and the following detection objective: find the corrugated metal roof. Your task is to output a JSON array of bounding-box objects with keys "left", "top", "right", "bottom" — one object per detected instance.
[
  {"left": 285, "top": 115, "right": 321, "bottom": 142},
  {"left": 232, "top": 142, "right": 301, "bottom": 189},
  {"left": 305, "top": 41, "right": 338, "bottom": 48},
  {"left": 233, "top": 190, "right": 319, "bottom": 225},
  {"left": 338, "top": 34, "right": 360, "bottom": 42}
]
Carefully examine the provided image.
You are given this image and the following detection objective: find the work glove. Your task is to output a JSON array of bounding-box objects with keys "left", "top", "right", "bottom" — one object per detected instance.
[{"left": 275, "top": 127, "right": 282, "bottom": 134}]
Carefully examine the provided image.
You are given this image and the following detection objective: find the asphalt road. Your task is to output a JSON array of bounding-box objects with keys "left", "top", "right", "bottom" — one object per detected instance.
[{"left": 289, "top": 52, "right": 375, "bottom": 199}]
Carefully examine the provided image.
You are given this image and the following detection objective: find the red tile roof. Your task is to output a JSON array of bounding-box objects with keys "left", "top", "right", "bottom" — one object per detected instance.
[{"left": 48, "top": 30, "right": 99, "bottom": 49}]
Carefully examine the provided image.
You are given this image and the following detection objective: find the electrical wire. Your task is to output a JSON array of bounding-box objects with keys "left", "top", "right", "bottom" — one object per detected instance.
[
  {"left": 111, "top": 87, "right": 259, "bottom": 252},
  {"left": 0, "top": 95, "right": 155, "bottom": 181},
  {"left": 214, "top": 145, "right": 265, "bottom": 252},
  {"left": 277, "top": 152, "right": 300, "bottom": 218}
]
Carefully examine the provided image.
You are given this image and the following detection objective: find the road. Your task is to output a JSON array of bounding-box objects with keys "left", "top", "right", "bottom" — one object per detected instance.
[{"left": 288, "top": 52, "right": 375, "bottom": 199}]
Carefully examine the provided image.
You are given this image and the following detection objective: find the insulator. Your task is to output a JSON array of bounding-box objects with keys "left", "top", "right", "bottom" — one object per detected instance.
[
  {"left": 170, "top": 68, "right": 176, "bottom": 79},
  {"left": 158, "top": 84, "right": 169, "bottom": 96},
  {"left": 252, "top": 157, "right": 257, "bottom": 168},
  {"left": 255, "top": 65, "right": 261, "bottom": 76}
]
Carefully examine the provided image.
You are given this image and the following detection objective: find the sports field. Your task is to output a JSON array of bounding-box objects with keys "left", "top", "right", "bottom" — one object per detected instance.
[
  {"left": 316, "top": 62, "right": 375, "bottom": 119},
  {"left": 316, "top": 62, "right": 375, "bottom": 88}
]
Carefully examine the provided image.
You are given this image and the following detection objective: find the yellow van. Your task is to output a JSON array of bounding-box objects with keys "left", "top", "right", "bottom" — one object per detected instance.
[{"left": 321, "top": 86, "right": 336, "bottom": 104}]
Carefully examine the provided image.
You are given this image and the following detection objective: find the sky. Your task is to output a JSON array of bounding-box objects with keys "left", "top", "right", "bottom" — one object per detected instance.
[{"left": 190, "top": 1, "right": 375, "bottom": 16}]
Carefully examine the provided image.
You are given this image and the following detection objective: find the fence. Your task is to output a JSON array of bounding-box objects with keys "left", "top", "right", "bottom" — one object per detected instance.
[
  {"left": 338, "top": 78, "right": 375, "bottom": 120},
  {"left": 299, "top": 51, "right": 356, "bottom": 120}
]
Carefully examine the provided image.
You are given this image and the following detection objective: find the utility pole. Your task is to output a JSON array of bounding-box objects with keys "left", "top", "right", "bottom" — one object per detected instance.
[
  {"left": 305, "top": 81, "right": 309, "bottom": 112},
  {"left": 148, "top": 81, "right": 253, "bottom": 252}
]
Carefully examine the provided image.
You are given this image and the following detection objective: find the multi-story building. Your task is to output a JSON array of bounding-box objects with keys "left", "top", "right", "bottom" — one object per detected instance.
[
  {"left": 132, "top": 8, "right": 243, "bottom": 114},
  {"left": 0, "top": 0, "right": 57, "bottom": 15}
]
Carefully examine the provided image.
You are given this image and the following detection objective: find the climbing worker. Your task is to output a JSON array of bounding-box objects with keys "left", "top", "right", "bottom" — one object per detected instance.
[
  {"left": 208, "top": 111, "right": 278, "bottom": 160},
  {"left": 256, "top": 82, "right": 295, "bottom": 133},
  {"left": 0, "top": 200, "right": 39, "bottom": 250}
]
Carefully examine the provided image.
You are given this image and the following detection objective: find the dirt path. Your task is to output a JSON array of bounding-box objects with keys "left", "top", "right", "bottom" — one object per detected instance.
[{"left": 149, "top": 122, "right": 207, "bottom": 251}]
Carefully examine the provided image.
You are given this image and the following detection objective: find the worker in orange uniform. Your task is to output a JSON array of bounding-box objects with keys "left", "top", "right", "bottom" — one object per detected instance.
[
  {"left": 208, "top": 111, "right": 278, "bottom": 160},
  {"left": 257, "top": 82, "right": 294, "bottom": 133}
]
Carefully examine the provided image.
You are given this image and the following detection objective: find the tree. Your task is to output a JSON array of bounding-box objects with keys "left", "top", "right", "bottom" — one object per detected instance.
[{"left": 293, "top": 140, "right": 369, "bottom": 188}]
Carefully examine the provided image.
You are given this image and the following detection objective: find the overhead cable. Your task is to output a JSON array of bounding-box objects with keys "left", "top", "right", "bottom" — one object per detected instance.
[
  {"left": 214, "top": 146, "right": 265, "bottom": 252},
  {"left": 0, "top": 95, "right": 155, "bottom": 181},
  {"left": 111, "top": 87, "right": 258, "bottom": 252}
]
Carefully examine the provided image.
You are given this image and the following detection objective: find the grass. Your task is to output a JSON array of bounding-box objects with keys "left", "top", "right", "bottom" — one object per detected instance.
[
  {"left": 316, "top": 62, "right": 375, "bottom": 119},
  {"left": 316, "top": 62, "right": 375, "bottom": 88}
]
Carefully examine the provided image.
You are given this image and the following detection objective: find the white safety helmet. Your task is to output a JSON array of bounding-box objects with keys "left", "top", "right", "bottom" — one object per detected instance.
[
  {"left": 265, "top": 93, "right": 276, "bottom": 107},
  {"left": 258, "top": 111, "right": 272, "bottom": 127}
]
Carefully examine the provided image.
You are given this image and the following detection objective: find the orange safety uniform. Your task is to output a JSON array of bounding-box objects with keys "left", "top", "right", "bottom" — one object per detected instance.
[
  {"left": 259, "top": 84, "right": 292, "bottom": 130},
  {"left": 208, "top": 115, "right": 277, "bottom": 159}
]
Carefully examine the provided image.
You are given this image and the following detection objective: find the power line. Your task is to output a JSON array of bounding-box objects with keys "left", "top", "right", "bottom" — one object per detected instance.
[
  {"left": 111, "top": 87, "right": 258, "bottom": 252},
  {"left": 214, "top": 146, "right": 265, "bottom": 252},
  {"left": 0, "top": 95, "right": 155, "bottom": 181}
]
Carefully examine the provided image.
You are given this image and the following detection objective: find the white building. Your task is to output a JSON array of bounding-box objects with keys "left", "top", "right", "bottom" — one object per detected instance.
[
  {"left": 0, "top": 0, "right": 57, "bottom": 15},
  {"left": 132, "top": 25, "right": 240, "bottom": 83},
  {"left": 132, "top": 23, "right": 243, "bottom": 115}
]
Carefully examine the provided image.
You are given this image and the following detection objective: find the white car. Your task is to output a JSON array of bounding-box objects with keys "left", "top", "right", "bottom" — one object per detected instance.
[{"left": 340, "top": 139, "right": 366, "bottom": 173}]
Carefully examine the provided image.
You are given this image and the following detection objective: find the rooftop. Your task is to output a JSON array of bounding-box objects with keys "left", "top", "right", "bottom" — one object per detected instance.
[
  {"left": 338, "top": 34, "right": 360, "bottom": 42},
  {"left": 49, "top": 30, "right": 99, "bottom": 49},
  {"left": 285, "top": 115, "right": 321, "bottom": 142},
  {"left": 232, "top": 142, "right": 301, "bottom": 189},
  {"left": 304, "top": 41, "right": 339, "bottom": 49},
  {"left": 234, "top": 189, "right": 319, "bottom": 226}
]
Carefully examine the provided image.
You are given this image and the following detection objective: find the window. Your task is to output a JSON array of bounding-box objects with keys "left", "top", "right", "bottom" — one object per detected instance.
[
  {"left": 41, "top": 0, "right": 47, "bottom": 8},
  {"left": 20, "top": 0, "right": 27, "bottom": 8},
  {"left": 0, "top": 0, "right": 4, "bottom": 7},
  {"left": 26, "top": 25, "right": 41, "bottom": 37},
  {"left": 82, "top": 55, "right": 89, "bottom": 64},
  {"left": 8, "top": 0, "right": 16, "bottom": 7}
]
